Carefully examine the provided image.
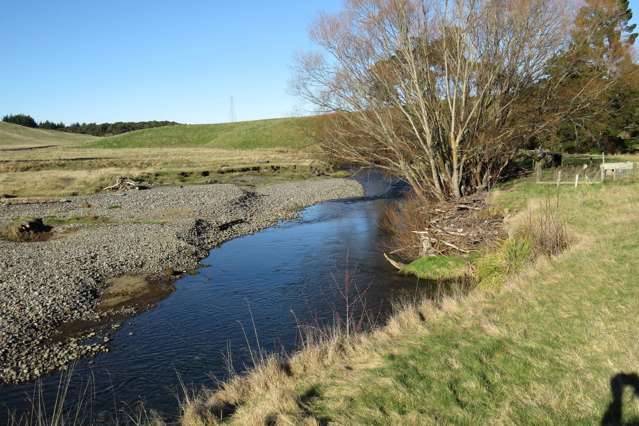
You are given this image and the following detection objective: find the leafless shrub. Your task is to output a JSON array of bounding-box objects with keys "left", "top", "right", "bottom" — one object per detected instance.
[
  {"left": 515, "top": 200, "right": 570, "bottom": 257},
  {"left": 381, "top": 196, "right": 432, "bottom": 261}
]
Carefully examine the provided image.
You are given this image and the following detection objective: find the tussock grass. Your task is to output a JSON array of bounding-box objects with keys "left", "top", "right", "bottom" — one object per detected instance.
[
  {"left": 179, "top": 179, "right": 639, "bottom": 425},
  {"left": 475, "top": 238, "right": 531, "bottom": 290},
  {"left": 513, "top": 198, "right": 570, "bottom": 258}
]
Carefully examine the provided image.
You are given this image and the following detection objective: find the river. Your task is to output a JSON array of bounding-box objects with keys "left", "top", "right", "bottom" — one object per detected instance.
[{"left": 0, "top": 171, "right": 425, "bottom": 422}]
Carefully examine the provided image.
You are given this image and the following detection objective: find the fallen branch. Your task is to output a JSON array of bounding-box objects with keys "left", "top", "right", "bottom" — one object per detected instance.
[
  {"left": 383, "top": 253, "right": 406, "bottom": 271},
  {"left": 439, "top": 240, "right": 470, "bottom": 254},
  {"left": 456, "top": 204, "right": 481, "bottom": 211},
  {"left": 431, "top": 226, "right": 468, "bottom": 237},
  {"left": 103, "top": 176, "right": 149, "bottom": 191}
]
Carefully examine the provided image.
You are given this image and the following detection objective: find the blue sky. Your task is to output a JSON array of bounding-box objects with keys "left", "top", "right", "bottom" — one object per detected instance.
[
  {"left": 1, "top": 0, "right": 638, "bottom": 125},
  {"left": 0, "top": 1, "right": 341, "bottom": 124}
]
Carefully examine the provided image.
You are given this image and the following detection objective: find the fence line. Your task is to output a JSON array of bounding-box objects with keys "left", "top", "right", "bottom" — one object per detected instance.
[{"left": 534, "top": 154, "right": 637, "bottom": 187}]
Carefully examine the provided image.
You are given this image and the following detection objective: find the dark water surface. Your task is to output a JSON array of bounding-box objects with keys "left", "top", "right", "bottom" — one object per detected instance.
[{"left": 1, "top": 172, "right": 422, "bottom": 421}]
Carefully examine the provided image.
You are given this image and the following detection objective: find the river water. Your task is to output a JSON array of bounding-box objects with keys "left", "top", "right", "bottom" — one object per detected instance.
[{"left": 1, "top": 172, "right": 424, "bottom": 422}]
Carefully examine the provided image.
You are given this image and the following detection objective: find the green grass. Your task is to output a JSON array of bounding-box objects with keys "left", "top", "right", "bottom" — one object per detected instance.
[
  {"left": 306, "top": 180, "right": 639, "bottom": 424},
  {"left": 0, "top": 122, "right": 97, "bottom": 149},
  {"left": 190, "top": 177, "right": 639, "bottom": 425},
  {"left": 87, "top": 117, "right": 319, "bottom": 150},
  {"left": 402, "top": 255, "right": 469, "bottom": 281},
  {"left": 0, "top": 117, "right": 325, "bottom": 197},
  {"left": 0, "top": 117, "right": 324, "bottom": 197},
  {"left": 475, "top": 238, "right": 532, "bottom": 289}
]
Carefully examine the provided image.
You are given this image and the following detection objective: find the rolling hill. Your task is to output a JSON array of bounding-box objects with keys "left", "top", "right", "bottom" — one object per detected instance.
[
  {"left": 89, "top": 116, "right": 320, "bottom": 150},
  {"left": 0, "top": 122, "right": 98, "bottom": 149}
]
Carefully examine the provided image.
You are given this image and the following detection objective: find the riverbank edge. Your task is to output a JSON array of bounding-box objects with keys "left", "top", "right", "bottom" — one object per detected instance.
[
  {"left": 178, "top": 178, "right": 620, "bottom": 425},
  {"left": 0, "top": 178, "right": 364, "bottom": 385},
  {"left": 178, "top": 188, "right": 518, "bottom": 424}
]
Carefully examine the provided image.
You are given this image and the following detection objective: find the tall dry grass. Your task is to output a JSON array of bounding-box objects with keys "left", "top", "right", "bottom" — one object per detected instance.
[
  {"left": 178, "top": 265, "right": 381, "bottom": 425},
  {"left": 381, "top": 196, "right": 432, "bottom": 262},
  {"left": 5, "top": 368, "right": 163, "bottom": 426},
  {"left": 514, "top": 199, "right": 570, "bottom": 258}
]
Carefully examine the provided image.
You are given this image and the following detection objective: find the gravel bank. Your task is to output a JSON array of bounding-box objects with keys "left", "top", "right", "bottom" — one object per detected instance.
[{"left": 0, "top": 179, "right": 363, "bottom": 384}]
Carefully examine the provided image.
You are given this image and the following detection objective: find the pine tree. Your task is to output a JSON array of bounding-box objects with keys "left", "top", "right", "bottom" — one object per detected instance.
[
  {"left": 550, "top": 0, "right": 639, "bottom": 152},
  {"left": 574, "top": 0, "right": 637, "bottom": 70}
]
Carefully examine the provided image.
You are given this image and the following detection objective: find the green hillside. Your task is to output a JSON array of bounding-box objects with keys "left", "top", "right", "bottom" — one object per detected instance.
[
  {"left": 89, "top": 117, "right": 319, "bottom": 150},
  {"left": 0, "top": 122, "right": 98, "bottom": 149}
]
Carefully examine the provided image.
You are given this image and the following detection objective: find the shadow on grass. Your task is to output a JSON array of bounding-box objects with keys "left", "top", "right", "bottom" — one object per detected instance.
[{"left": 602, "top": 373, "right": 639, "bottom": 426}]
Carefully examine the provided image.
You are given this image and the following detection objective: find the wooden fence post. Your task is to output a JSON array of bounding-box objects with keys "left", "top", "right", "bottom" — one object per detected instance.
[
  {"left": 535, "top": 161, "right": 542, "bottom": 183},
  {"left": 557, "top": 170, "right": 562, "bottom": 188}
]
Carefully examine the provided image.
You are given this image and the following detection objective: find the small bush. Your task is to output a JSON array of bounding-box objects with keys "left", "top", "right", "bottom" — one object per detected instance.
[
  {"left": 515, "top": 200, "right": 570, "bottom": 257},
  {"left": 381, "top": 196, "right": 432, "bottom": 261},
  {"left": 476, "top": 200, "right": 569, "bottom": 289},
  {"left": 1, "top": 219, "right": 52, "bottom": 242},
  {"left": 503, "top": 238, "right": 532, "bottom": 274},
  {"left": 475, "top": 238, "right": 532, "bottom": 289}
]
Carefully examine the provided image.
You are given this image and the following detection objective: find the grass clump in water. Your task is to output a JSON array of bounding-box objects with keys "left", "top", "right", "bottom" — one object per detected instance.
[{"left": 402, "top": 255, "right": 469, "bottom": 281}]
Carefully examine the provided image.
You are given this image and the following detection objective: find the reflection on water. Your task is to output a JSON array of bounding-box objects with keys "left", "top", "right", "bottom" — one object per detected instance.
[{"left": 0, "top": 171, "right": 423, "bottom": 421}]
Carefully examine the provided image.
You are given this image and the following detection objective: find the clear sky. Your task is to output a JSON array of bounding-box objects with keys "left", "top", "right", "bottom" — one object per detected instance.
[
  {"left": 0, "top": 1, "right": 341, "bottom": 124},
  {"left": 1, "top": 0, "right": 639, "bottom": 125}
]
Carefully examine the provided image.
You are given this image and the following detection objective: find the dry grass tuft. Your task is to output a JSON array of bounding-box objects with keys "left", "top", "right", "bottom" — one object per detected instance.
[{"left": 515, "top": 199, "right": 570, "bottom": 258}]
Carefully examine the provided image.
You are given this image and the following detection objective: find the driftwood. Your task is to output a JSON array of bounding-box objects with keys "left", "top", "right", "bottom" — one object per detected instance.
[
  {"left": 456, "top": 204, "right": 481, "bottom": 211},
  {"left": 413, "top": 230, "right": 470, "bottom": 255},
  {"left": 438, "top": 240, "right": 470, "bottom": 253},
  {"left": 383, "top": 253, "right": 405, "bottom": 271},
  {"left": 385, "top": 191, "right": 505, "bottom": 265},
  {"left": 103, "top": 176, "right": 149, "bottom": 192}
]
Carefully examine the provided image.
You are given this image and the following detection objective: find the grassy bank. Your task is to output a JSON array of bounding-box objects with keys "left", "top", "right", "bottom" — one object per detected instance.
[
  {"left": 182, "top": 176, "right": 639, "bottom": 424},
  {"left": 0, "top": 117, "right": 328, "bottom": 198}
]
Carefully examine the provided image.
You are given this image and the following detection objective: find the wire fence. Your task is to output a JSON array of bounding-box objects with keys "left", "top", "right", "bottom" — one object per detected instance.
[{"left": 535, "top": 154, "right": 637, "bottom": 187}]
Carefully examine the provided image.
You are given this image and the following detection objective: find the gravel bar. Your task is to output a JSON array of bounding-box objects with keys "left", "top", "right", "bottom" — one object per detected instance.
[{"left": 0, "top": 178, "right": 363, "bottom": 384}]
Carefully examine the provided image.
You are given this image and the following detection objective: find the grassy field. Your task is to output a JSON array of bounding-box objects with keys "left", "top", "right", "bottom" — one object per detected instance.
[
  {"left": 183, "top": 174, "right": 639, "bottom": 425},
  {"left": 0, "top": 117, "right": 328, "bottom": 197},
  {"left": 0, "top": 122, "right": 97, "bottom": 149},
  {"left": 88, "top": 117, "right": 319, "bottom": 150}
]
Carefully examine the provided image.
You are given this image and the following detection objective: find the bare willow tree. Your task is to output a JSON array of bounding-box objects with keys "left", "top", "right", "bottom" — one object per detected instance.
[{"left": 293, "top": 0, "right": 607, "bottom": 201}]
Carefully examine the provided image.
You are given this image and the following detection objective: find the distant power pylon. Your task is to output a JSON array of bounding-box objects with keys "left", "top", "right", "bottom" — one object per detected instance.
[{"left": 230, "top": 96, "right": 236, "bottom": 123}]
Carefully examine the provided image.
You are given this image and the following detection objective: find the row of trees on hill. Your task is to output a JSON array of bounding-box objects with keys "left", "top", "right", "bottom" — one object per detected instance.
[
  {"left": 1, "top": 114, "right": 38, "bottom": 128},
  {"left": 2, "top": 114, "right": 179, "bottom": 137},
  {"left": 295, "top": 0, "right": 639, "bottom": 201}
]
